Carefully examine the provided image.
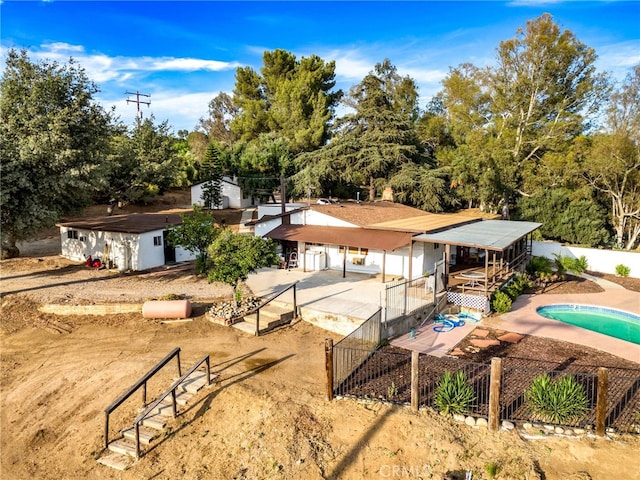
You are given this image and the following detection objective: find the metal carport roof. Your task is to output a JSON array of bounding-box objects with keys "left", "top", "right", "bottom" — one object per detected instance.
[{"left": 412, "top": 220, "right": 541, "bottom": 251}]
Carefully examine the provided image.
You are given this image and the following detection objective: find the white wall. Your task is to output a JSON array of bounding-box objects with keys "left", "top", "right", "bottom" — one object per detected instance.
[
  {"left": 257, "top": 203, "right": 306, "bottom": 219},
  {"left": 60, "top": 227, "right": 195, "bottom": 271},
  {"left": 532, "top": 241, "right": 640, "bottom": 278},
  {"left": 191, "top": 177, "right": 253, "bottom": 209},
  {"left": 301, "top": 210, "right": 357, "bottom": 227}
]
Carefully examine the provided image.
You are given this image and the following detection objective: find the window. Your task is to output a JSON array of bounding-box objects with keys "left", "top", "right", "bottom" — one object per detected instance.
[
  {"left": 79, "top": 235, "right": 87, "bottom": 242},
  {"left": 153, "top": 235, "right": 162, "bottom": 246},
  {"left": 339, "top": 246, "right": 368, "bottom": 256},
  {"left": 67, "top": 230, "right": 78, "bottom": 239}
]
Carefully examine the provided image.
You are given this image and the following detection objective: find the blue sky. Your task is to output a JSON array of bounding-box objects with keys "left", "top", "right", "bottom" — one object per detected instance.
[{"left": 2, "top": 1, "right": 639, "bottom": 132}]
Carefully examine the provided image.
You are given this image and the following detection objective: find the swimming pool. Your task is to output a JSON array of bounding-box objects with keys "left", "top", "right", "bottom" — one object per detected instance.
[{"left": 536, "top": 305, "right": 640, "bottom": 345}]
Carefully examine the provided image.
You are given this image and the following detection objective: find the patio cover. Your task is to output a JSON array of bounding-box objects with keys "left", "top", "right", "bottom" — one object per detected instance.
[
  {"left": 412, "top": 220, "right": 541, "bottom": 251},
  {"left": 264, "top": 224, "right": 413, "bottom": 251}
]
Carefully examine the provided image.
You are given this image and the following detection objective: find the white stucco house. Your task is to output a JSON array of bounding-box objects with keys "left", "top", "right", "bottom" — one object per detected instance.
[
  {"left": 190, "top": 176, "right": 254, "bottom": 209},
  {"left": 252, "top": 200, "right": 541, "bottom": 311},
  {"left": 57, "top": 211, "right": 196, "bottom": 271}
]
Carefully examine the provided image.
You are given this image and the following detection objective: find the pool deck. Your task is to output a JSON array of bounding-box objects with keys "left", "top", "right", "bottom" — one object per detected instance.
[
  {"left": 483, "top": 275, "right": 640, "bottom": 363},
  {"left": 392, "top": 274, "right": 640, "bottom": 364}
]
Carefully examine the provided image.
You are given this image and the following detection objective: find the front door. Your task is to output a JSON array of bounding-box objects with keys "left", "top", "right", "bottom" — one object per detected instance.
[{"left": 163, "top": 231, "right": 176, "bottom": 263}]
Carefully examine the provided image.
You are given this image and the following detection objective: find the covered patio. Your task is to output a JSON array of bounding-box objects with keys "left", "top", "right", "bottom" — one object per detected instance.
[{"left": 413, "top": 220, "right": 541, "bottom": 311}]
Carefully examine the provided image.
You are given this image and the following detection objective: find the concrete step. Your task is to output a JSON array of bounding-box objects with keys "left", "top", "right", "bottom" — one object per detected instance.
[
  {"left": 242, "top": 304, "right": 295, "bottom": 329},
  {"left": 231, "top": 320, "right": 257, "bottom": 335},
  {"left": 178, "top": 370, "right": 215, "bottom": 394},
  {"left": 107, "top": 438, "right": 137, "bottom": 457},
  {"left": 142, "top": 412, "right": 168, "bottom": 430},
  {"left": 159, "top": 389, "right": 192, "bottom": 407},
  {"left": 122, "top": 425, "right": 157, "bottom": 445},
  {"left": 97, "top": 451, "right": 133, "bottom": 471}
]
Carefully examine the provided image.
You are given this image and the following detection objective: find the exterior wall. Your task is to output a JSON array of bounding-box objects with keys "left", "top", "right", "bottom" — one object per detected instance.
[
  {"left": 421, "top": 243, "right": 444, "bottom": 276},
  {"left": 257, "top": 203, "right": 306, "bottom": 220},
  {"left": 191, "top": 177, "right": 253, "bottom": 209},
  {"left": 255, "top": 217, "right": 283, "bottom": 238},
  {"left": 532, "top": 241, "right": 640, "bottom": 278},
  {"left": 302, "top": 209, "right": 357, "bottom": 227},
  {"left": 60, "top": 226, "right": 195, "bottom": 271}
]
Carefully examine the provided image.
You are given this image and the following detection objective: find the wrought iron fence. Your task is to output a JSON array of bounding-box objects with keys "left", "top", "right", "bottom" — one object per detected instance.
[
  {"left": 333, "top": 309, "right": 382, "bottom": 389},
  {"left": 331, "top": 346, "right": 640, "bottom": 433}
]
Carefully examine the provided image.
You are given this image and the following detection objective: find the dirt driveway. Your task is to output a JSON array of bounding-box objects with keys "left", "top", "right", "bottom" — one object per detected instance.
[{"left": 2, "top": 251, "right": 640, "bottom": 479}]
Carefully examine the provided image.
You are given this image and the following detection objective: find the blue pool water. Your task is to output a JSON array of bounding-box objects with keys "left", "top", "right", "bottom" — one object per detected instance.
[{"left": 536, "top": 305, "right": 640, "bottom": 345}]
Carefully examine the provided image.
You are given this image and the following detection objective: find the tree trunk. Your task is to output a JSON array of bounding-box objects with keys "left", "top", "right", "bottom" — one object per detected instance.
[
  {"left": 368, "top": 176, "right": 375, "bottom": 202},
  {"left": 1, "top": 234, "right": 20, "bottom": 259}
]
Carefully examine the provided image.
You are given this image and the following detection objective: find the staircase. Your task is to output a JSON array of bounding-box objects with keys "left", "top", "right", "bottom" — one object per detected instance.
[
  {"left": 97, "top": 369, "right": 216, "bottom": 471},
  {"left": 232, "top": 300, "right": 296, "bottom": 335}
]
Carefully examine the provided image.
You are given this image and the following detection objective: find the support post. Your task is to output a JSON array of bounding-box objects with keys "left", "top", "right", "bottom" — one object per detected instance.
[
  {"left": 411, "top": 351, "right": 420, "bottom": 412},
  {"left": 488, "top": 357, "right": 502, "bottom": 432},
  {"left": 596, "top": 367, "right": 609, "bottom": 436},
  {"left": 255, "top": 310, "right": 260, "bottom": 336},
  {"left": 325, "top": 339, "right": 334, "bottom": 401},
  {"left": 104, "top": 412, "right": 109, "bottom": 449}
]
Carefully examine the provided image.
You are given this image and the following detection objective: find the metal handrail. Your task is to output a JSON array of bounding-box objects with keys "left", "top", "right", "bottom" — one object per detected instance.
[
  {"left": 231, "top": 281, "right": 299, "bottom": 335},
  {"left": 131, "top": 355, "right": 211, "bottom": 458},
  {"left": 104, "top": 347, "right": 181, "bottom": 449}
]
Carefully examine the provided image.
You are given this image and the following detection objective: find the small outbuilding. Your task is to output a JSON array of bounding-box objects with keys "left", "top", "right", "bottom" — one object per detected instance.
[
  {"left": 190, "top": 176, "right": 255, "bottom": 209},
  {"left": 57, "top": 211, "right": 196, "bottom": 271}
]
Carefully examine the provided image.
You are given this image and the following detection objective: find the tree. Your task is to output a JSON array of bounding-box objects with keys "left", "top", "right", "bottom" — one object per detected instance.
[
  {"left": 200, "top": 144, "right": 224, "bottom": 209},
  {"left": 293, "top": 59, "right": 449, "bottom": 208},
  {"left": 583, "top": 65, "right": 640, "bottom": 250},
  {"left": 166, "top": 206, "right": 220, "bottom": 273},
  {"left": 0, "top": 49, "right": 112, "bottom": 258},
  {"left": 207, "top": 230, "right": 278, "bottom": 302},
  {"left": 439, "top": 14, "right": 608, "bottom": 212},
  {"left": 231, "top": 49, "right": 341, "bottom": 154},
  {"left": 199, "top": 92, "right": 238, "bottom": 145},
  {"left": 95, "top": 116, "right": 182, "bottom": 207}
]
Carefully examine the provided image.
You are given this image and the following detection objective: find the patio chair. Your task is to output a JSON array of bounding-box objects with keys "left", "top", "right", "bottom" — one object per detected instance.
[{"left": 287, "top": 252, "right": 298, "bottom": 269}]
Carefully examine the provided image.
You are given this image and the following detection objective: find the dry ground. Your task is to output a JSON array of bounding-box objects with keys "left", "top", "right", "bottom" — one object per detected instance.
[{"left": 2, "top": 192, "right": 640, "bottom": 480}]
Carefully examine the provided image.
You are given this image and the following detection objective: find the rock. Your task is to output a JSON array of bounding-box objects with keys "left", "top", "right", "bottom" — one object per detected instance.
[
  {"left": 476, "top": 417, "right": 488, "bottom": 427},
  {"left": 465, "top": 416, "right": 476, "bottom": 426},
  {"left": 564, "top": 429, "right": 574, "bottom": 436},
  {"left": 554, "top": 426, "right": 564, "bottom": 434},
  {"left": 453, "top": 413, "right": 466, "bottom": 423},
  {"left": 544, "top": 424, "right": 555, "bottom": 431},
  {"left": 523, "top": 422, "right": 533, "bottom": 430},
  {"left": 573, "top": 428, "right": 585, "bottom": 435},
  {"left": 501, "top": 420, "right": 515, "bottom": 430}
]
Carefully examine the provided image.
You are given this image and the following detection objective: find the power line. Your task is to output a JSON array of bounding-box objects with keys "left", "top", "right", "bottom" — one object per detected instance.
[{"left": 125, "top": 90, "right": 150, "bottom": 126}]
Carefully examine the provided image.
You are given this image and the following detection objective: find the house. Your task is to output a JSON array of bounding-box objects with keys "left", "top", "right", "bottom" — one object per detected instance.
[
  {"left": 253, "top": 200, "right": 541, "bottom": 312},
  {"left": 190, "top": 176, "right": 254, "bottom": 209},
  {"left": 57, "top": 211, "right": 196, "bottom": 271}
]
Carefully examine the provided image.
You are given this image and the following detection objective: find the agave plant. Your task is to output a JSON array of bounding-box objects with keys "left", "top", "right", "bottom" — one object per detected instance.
[
  {"left": 525, "top": 374, "right": 588, "bottom": 425},
  {"left": 434, "top": 371, "right": 476, "bottom": 415}
]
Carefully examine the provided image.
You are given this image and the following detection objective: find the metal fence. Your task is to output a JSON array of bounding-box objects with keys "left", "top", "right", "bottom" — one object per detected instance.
[
  {"left": 385, "top": 258, "right": 445, "bottom": 323},
  {"left": 333, "top": 309, "right": 382, "bottom": 389},
  {"left": 331, "top": 346, "right": 640, "bottom": 433}
]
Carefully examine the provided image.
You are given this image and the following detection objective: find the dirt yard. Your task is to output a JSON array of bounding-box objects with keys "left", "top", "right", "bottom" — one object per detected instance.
[{"left": 2, "top": 193, "right": 640, "bottom": 480}]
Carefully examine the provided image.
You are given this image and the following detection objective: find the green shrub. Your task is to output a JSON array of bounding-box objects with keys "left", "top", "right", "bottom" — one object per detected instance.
[
  {"left": 525, "top": 374, "right": 588, "bottom": 424},
  {"left": 434, "top": 371, "right": 476, "bottom": 415},
  {"left": 615, "top": 264, "right": 631, "bottom": 277},
  {"left": 491, "top": 290, "right": 512, "bottom": 314},
  {"left": 526, "top": 256, "right": 552, "bottom": 278},
  {"left": 485, "top": 461, "right": 500, "bottom": 478},
  {"left": 553, "top": 254, "right": 588, "bottom": 279}
]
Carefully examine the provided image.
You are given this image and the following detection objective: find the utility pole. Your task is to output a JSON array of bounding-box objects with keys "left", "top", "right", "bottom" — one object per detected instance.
[{"left": 125, "top": 90, "right": 151, "bottom": 127}]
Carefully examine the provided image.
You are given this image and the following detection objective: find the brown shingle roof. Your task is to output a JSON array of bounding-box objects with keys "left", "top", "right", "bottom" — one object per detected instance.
[
  {"left": 310, "top": 201, "right": 429, "bottom": 227},
  {"left": 57, "top": 212, "right": 186, "bottom": 234}
]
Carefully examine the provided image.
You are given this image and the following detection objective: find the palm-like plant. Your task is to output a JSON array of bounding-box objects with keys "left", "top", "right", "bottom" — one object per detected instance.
[
  {"left": 434, "top": 371, "right": 476, "bottom": 415},
  {"left": 525, "top": 374, "right": 588, "bottom": 425}
]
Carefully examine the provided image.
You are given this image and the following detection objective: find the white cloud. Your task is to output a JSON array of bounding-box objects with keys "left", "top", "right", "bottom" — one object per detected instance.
[{"left": 33, "top": 42, "right": 239, "bottom": 84}]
